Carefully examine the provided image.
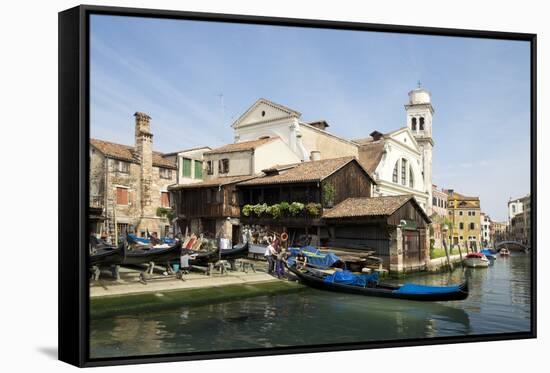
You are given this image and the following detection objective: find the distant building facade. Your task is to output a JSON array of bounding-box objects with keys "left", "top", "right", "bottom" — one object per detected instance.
[
  {"left": 89, "top": 112, "right": 177, "bottom": 241},
  {"left": 231, "top": 98, "right": 358, "bottom": 161},
  {"left": 429, "top": 185, "right": 448, "bottom": 248},
  {"left": 445, "top": 189, "right": 481, "bottom": 249},
  {"left": 509, "top": 194, "right": 531, "bottom": 245},
  {"left": 164, "top": 146, "right": 211, "bottom": 186},
  {"left": 480, "top": 212, "right": 492, "bottom": 247}
]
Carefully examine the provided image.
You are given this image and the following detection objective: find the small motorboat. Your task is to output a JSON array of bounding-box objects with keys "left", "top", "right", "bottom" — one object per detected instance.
[
  {"left": 480, "top": 249, "right": 497, "bottom": 261},
  {"left": 500, "top": 248, "right": 511, "bottom": 256},
  {"left": 463, "top": 252, "right": 490, "bottom": 268},
  {"left": 287, "top": 265, "right": 469, "bottom": 302}
]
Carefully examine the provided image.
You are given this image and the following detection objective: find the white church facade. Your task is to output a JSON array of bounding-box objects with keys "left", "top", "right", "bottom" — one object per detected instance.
[{"left": 223, "top": 87, "right": 435, "bottom": 213}]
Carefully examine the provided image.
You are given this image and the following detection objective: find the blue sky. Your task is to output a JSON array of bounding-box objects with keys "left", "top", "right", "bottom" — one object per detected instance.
[{"left": 90, "top": 15, "right": 531, "bottom": 221}]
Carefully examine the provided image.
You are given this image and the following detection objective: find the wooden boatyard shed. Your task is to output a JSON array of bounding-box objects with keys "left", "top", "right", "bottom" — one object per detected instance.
[
  {"left": 323, "top": 195, "right": 432, "bottom": 273},
  {"left": 168, "top": 175, "right": 256, "bottom": 243},
  {"left": 236, "top": 156, "right": 376, "bottom": 245}
]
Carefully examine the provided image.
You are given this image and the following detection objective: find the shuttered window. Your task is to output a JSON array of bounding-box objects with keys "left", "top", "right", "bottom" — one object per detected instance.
[
  {"left": 194, "top": 160, "right": 202, "bottom": 179},
  {"left": 161, "top": 192, "right": 170, "bottom": 207},
  {"left": 182, "top": 158, "right": 191, "bottom": 177},
  {"left": 116, "top": 187, "right": 128, "bottom": 205}
]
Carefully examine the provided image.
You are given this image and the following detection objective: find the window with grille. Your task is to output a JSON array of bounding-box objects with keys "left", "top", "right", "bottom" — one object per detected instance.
[
  {"left": 392, "top": 161, "right": 398, "bottom": 183},
  {"left": 160, "top": 168, "right": 172, "bottom": 179},
  {"left": 219, "top": 158, "right": 229, "bottom": 174},
  {"left": 114, "top": 160, "right": 129, "bottom": 173}
]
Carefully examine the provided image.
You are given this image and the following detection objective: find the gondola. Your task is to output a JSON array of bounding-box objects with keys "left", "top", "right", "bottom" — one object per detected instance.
[
  {"left": 287, "top": 265, "right": 469, "bottom": 302},
  {"left": 121, "top": 240, "right": 183, "bottom": 265},
  {"left": 220, "top": 242, "right": 249, "bottom": 260},
  {"left": 89, "top": 236, "right": 123, "bottom": 266},
  {"left": 188, "top": 247, "right": 219, "bottom": 265}
]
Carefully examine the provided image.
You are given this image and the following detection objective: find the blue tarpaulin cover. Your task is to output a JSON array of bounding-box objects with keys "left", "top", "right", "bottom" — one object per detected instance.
[
  {"left": 127, "top": 234, "right": 175, "bottom": 245},
  {"left": 287, "top": 246, "right": 341, "bottom": 268},
  {"left": 393, "top": 283, "right": 461, "bottom": 295},
  {"left": 323, "top": 270, "right": 379, "bottom": 287}
]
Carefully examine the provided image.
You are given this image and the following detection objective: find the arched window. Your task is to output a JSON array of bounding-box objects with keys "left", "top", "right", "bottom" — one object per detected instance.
[
  {"left": 411, "top": 117, "right": 417, "bottom": 131},
  {"left": 409, "top": 165, "right": 414, "bottom": 188},
  {"left": 419, "top": 117, "right": 425, "bottom": 130},
  {"left": 470, "top": 223, "right": 475, "bottom": 230},
  {"left": 392, "top": 161, "right": 398, "bottom": 183},
  {"left": 459, "top": 222, "right": 464, "bottom": 230},
  {"left": 401, "top": 159, "right": 407, "bottom": 186}
]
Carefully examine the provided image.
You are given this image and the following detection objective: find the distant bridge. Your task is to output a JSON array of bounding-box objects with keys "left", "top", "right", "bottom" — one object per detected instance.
[{"left": 495, "top": 241, "right": 531, "bottom": 252}]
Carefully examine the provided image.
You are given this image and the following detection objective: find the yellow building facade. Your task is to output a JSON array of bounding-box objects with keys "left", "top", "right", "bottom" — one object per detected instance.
[{"left": 445, "top": 190, "right": 481, "bottom": 250}]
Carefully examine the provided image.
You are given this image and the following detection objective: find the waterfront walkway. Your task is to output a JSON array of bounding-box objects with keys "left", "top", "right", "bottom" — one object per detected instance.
[{"left": 90, "top": 263, "right": 277, "bottom": 298}]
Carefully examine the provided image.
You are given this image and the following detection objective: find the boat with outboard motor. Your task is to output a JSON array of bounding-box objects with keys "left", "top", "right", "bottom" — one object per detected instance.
[
  {"left": 463, "top": 252, "right": 490, "bottom": 268},
  {"left": 287, "top": 265, "right": 469, "bottom": 302}
]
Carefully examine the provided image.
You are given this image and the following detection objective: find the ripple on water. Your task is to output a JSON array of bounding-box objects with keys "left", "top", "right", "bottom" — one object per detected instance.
[{"left": 90, "top": 254, "right": 532, "bottom": 358}]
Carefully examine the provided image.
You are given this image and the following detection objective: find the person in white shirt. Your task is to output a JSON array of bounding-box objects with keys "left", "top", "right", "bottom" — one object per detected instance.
[{"left": 264, "top": 238, "right": 278, "bottom": 275}]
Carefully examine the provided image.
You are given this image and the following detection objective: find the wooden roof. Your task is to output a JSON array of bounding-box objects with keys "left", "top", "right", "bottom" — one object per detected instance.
[
  {"left": 90, "top": 139, "right": 177, "bottom": 169},
  {"left": 205, "top": 137, "right": 279, "bottom": 155},
  {"left": 238, "top": 156, "right": 375, "bottom": 186},
  {"left": 323, "top": 195, "right": 430, "bottom": 222},
  {"left": 168, "top": 175, "right": 257, "bottom": 190}
]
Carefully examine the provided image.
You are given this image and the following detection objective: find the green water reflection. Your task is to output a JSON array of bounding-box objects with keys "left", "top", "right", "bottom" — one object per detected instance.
[{"left": 90, "top": 253, "right": 531, "bottom": 358}]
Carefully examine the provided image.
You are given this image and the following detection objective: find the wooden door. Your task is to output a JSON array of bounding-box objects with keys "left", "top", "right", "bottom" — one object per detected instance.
[{"left": 403, "top": 230, "right": 421, "bottom": 264}]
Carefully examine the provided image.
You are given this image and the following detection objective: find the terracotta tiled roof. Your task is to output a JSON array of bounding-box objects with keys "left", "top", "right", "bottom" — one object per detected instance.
[
  {"left": 168, "top": 175, "right": 257, "bottom": 190},
  {"left": 446, "top": 191, "right": 480, "bottom": 201},
  {"left": 357, "top": 139, "right": 385, "bottom": 174},
  {"left": 323, "top": 195, "right": 417, "bottom": 219},
  {"left": 205, "top": 137, "right": 279, "bottom": 155},
  {"left": 238, "top": 156, "right": 374, "bottom": 186},
  {"left": 90, "top": 139, "right": 177, "bottom": 169}
]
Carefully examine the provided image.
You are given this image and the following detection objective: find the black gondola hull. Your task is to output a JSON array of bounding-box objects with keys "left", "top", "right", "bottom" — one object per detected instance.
[
  {"left": 288, "top": 266, "right": 469, "bottom": 302},
  {"left": 90, "top": 247, "right": 123, "bottom": 266},
  {"left": 122, "top": 242, "right": 183, "bottom": 265},
  {"left": 219, "top": 242, "right": 249, "bottom": 260}
]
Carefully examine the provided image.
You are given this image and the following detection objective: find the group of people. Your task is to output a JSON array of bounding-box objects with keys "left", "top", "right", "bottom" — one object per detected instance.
[{"left": 264, "top": 238, "right": 289, "bottom": 278}]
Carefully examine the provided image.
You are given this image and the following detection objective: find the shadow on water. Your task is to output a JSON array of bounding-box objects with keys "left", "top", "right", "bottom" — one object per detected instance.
[{"left": 90, "top": 254, "right": 530, "bottom": 359}]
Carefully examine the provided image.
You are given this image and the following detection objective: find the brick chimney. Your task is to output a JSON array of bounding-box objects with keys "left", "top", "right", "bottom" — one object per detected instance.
[{"left": 134, "top": 112, "right": 154, "bottom": 216}]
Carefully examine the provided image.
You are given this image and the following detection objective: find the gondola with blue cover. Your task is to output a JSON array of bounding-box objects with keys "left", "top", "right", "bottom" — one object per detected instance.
[{"left": 287, "top": 265, "right": 469, "bottom": 302}]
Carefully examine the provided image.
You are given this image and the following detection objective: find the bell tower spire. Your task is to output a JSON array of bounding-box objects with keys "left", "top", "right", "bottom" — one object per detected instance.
[{"left": 405, "top": 87, "right": 435, "bottom": 214}]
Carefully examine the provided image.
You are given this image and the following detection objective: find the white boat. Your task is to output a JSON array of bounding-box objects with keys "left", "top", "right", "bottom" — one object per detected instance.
[{"left": 463, "top": 253, "right": 489, "bottom": 268}]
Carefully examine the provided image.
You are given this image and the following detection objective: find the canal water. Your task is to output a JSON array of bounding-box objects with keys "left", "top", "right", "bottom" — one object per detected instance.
[{"left": 90, "top": 253, "right": 531, "bottom": 359}]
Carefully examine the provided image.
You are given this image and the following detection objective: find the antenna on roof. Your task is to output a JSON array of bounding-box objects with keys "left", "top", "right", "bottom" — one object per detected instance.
[{"left": 217, "top": 93, "right": 226, "bottom": 126}]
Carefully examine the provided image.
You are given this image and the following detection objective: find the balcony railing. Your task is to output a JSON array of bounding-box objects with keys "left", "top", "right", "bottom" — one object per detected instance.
[{"left": 90, "top": 195, "right": 104, "bottom": 208}]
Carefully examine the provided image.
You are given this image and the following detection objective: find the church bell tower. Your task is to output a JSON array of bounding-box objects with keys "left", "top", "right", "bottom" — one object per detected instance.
[{"left": 405, "top": 84, "right": 434, "bottom": 214}]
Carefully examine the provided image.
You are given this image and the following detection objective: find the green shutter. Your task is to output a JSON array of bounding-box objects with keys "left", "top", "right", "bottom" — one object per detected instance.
[
  {"left": 194, "top": 160, "right": 202, "bottom": 179},
  {"left": 182, "top": 158, "right": 191, "bottom": 177}
]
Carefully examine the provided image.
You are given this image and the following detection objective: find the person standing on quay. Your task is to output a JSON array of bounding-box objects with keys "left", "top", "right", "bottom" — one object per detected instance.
[{"left": 264, "top": 238, "right": 277, "bottom": 275}]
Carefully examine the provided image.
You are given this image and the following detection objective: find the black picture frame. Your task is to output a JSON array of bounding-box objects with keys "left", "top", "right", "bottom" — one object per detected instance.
[{"left": 58, "top": 4, "right": 537, "bottom": 367}]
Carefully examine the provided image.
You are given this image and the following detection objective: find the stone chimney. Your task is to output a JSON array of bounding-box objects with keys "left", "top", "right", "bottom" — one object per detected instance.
[
  {"left": 310, "top": 150, "right": 321, "bottom": 161},
  {"left": 134, "top": 112, "right": 154, "bottom": 216}
]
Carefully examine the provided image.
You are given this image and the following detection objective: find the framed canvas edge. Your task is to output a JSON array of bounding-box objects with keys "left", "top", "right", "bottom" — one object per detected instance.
[{"left": 57, "top": 4, "right": 538, "bottom": 368}]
